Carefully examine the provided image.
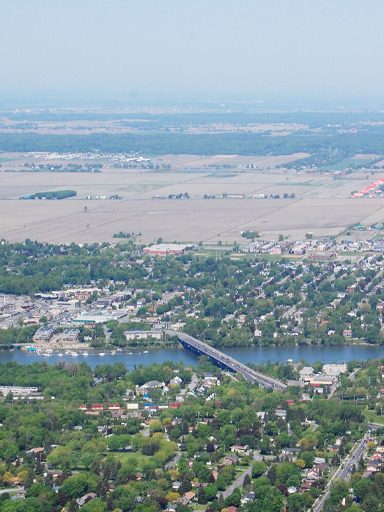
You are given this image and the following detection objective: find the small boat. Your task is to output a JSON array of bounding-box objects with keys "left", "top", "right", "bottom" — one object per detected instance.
[
  {"left": 70, "top": 351, "right": 78, "bottom": 357},
  {"left": 82, "top": 351, "right": 89, "bottom": 356},
  {"left": 143, "top": 350, "right": 148, "bottom": 354},
  {"left": 128, "top": 352, "right": 133, "bottom": 355},
  {"left": 43, "top": 352, "right": 51, "bottom": 357},
  {"left": 110, "top": 350, "right": 116, "bottom": 355},
  {"left": 57, "top": 353, "right": 64, "bottom": 357},
  {"left": 99, "top": 352, "right": 106, "bottom": 356}
]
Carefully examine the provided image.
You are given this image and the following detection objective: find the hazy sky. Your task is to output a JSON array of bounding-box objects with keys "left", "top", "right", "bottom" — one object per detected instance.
[{"left": 2, "top": 0, "right": 384, "bottom": 102}]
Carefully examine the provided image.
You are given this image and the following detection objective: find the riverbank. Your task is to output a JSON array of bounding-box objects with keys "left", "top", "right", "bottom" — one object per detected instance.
[
  {"left": 18, "top": 339, "right": 179, "bottom": 352},
  {"left": 9, "top": 339, "right": 384, "bottom": 356}
]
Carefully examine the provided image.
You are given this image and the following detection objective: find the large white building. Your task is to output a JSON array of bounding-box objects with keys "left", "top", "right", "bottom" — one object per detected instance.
[
  {"left": 143, "top": 243, "right": 192, "bottom": 255},
  {"left": 124, "top": 330, "right": 162, "bottom": 341}
]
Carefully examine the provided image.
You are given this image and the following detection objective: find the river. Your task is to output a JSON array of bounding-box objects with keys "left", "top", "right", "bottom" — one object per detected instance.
[{"left": 1, "top": 344, "right": 384, "bottom": 370}]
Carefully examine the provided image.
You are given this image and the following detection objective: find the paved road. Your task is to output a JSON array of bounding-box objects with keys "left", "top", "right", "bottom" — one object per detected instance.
[
  {"left": 253, "top": 450, "right": 275, "bottom": 462},
  {"left": 348, "top": 369, "right": 359, "bottom": 382},
  {"left": 180, "top": 373, "right": 198, "bottom": 396},
  {"left": 282, "top": 305, "right": 297, "bottom": 320},
  {"left": 0, "top": 487, "right": 23, "bottom": 495},
  {"left": 165, "top": 451, "right": 182, "bottom": 470},
  {"left": 224, "top": 372, "right": 239, "bottom": 382},
  {"left": 141, "top": 427, "right": 150, "bottom": 437},
  {"left": 220, "top": 449, "right": 277, "bottom": 500},
  {"left": 368, "top": 421, "right": 384, "bottom": 429},
  {"left": 309, "top": 431, "right": 370, "bottom": 512},
  {"left": 221, "top": 466, "right": 252, "bottom": 499}
]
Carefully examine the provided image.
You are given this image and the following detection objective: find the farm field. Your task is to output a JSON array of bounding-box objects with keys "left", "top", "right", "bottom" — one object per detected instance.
[
  {"left": 0, "top": 194, "right": 383, "bottom": 245},
  {"left": 1, "top": 152, "right": 384, "bottom": 244}
]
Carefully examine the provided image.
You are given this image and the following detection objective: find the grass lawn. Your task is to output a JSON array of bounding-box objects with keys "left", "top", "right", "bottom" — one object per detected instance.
[
  {"left": 362, "top": 409, "right": 384, "bottom": 425},
  {"left": 115, "top": 451, "right": 151, "bottom": 468},
  {"left": 304, "top": 424, "right": 315, "bottom": 434}
]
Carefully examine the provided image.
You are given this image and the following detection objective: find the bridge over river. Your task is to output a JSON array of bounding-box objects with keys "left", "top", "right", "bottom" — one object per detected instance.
[{"left": 165, "top": 330, "right": 287, "bottom": 390}]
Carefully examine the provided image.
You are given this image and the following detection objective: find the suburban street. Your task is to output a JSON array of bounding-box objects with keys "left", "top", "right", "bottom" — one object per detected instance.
[
  {"left": 180, "top": 373, "right": 198, "bottom": 396},
  {"left": 165, "top": 451, "right": 182, "bottom": 471},
  {"left": 221, "top": 451, "right": 275, "bottom": 499},
  {"left": 0, "top": 488, "right": 22, "bottom": 495},
  {"left": 221, "top": 466, "right": 252, "bottom": 500}
]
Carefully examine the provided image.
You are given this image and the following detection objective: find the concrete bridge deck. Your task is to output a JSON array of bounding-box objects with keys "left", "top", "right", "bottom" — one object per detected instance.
[{"left": 165, "top": 330, "right": 287, "bottom": 390}]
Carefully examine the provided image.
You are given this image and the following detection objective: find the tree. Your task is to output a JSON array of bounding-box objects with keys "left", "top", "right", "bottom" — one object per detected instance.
[
  {"left": 3, "top": 444, "right": 18, "bottom": 463},
  {"left": 259, "top": 437, "right": 271, "bottom": 455},
  {"left": 24, "top": 470, "right": 35, "bottom": 490},
  {"left": 353, "top": 478, "right": 372, "bottom": 502},
  {"left": 149, "top": 419, "right": 163, "bottom": 433},
  {"left": 198, "top": 486, "right": 207, "bottom": 504},
  {"left": 243, "top": 473, "right": 252, "bottom": 489},
  {"left": 179, "top": 472, "right": 192, "bottom": 494},
  {"left": 205, "top": 484, "right": 218, "bottom": 501},
  {"left": 330, "top": 480, "right": 349, "bottom": 505},
  {"left": 62, "top": 459, "right": 72, "bottom": 476},
  {"left": 81, "top": 498, "right": 107, "bottom": 512},
  {"left": 252, "top": 461, "right": 267, "bottom": 478},
  {"left": 165, "top": 492, "right": 180, "bottom": 502},
  {"left": 69, "top": 498, "right": 80, "bottom": 512},
  {"left": 267, "top": 465, "right": 277, "bottom": 486},
  {"left": 60, "top": 474, "right": 88, "bottom": 500},
  {"left": 275, "top": 462, "right": 300, "bottom": 486},
  {"left": 225, "top": 488, "right": 241, "bottom": 508}
]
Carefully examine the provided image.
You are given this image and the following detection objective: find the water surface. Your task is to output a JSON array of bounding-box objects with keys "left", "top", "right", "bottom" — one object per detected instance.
[{"left": 1, "top": 344, "right": 383, "bottom": 370}]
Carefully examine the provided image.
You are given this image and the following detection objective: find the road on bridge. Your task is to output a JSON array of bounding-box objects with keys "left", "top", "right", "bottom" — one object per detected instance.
[{"left": 166, "top": 330, "right": 286, "bottom": 390}]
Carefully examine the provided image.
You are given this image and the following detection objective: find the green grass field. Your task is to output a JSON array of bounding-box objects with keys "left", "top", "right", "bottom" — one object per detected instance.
[
  {"left": 318, "top": 157, "right": 379, "bottom": 172},
  {"left": 115, "top": 451, "right": 151, "bottom": 468},
  {"left": 363, "top": 409, "right": 384, "bottom": 425}
]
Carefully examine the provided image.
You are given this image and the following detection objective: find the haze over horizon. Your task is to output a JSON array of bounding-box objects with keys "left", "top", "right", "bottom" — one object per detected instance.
[{"left": 1, "top": 0, "right": 384, "bottom": 108}]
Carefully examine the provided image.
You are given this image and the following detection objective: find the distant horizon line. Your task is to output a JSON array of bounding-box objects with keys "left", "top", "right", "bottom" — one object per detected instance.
[
  {"left": 1, "top": 90, "right": 384, "bottom": 107},
  {"left": 1, "top": 95, "right": 384, "bottom": 114}
]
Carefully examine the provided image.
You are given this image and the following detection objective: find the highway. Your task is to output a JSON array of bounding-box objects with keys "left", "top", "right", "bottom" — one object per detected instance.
[{"left": 165, "top": 330, "right": 287, "bottom": 390}]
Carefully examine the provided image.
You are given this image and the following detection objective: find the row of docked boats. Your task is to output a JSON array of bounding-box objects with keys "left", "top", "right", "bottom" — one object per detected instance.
[{"left": 25, "top": 347, "right": 149, "bottom": 357}]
